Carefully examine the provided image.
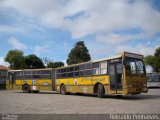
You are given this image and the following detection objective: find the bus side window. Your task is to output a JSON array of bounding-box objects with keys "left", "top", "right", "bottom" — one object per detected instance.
[
  {"left": 100, "top": 61, "right": 107, "bottom": 75},
  {"left": 93, "top": 62, "right": 100, "bottom": 75},
  {"left": 82, "top": 63, "right": 92, "bottom": 76},
  {"left": 79, "top": 64, "right": 85, "bottom": 76},
  {"left": 67, "top": 67, "right": 74, "bottom": 78},
  {"left": 74, "top": 66, "right": 79, "bottom": 77},
  {"left": 24, "top": 71, "right": 32, "bottom": 79},
  {"left": 16, "top": 71, "right": 23, "bottom": 80},
  {"left": 41, "top": 70, "right": 51, "bottom": 79},
  {"left": 56, "top": 69, "right": 61, "bottom": 78}
]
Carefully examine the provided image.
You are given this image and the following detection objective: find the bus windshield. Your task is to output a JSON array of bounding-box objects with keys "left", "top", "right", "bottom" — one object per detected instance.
[{"left": 125, "top": 58, "right": 145, "bottom": 75}]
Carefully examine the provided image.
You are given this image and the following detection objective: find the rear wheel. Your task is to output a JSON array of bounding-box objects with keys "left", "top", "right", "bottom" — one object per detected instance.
[
  {"left": 22, "top": 85, "right": 31, "bottom": 93},
  {"left": 97, "top": 84, "right": 104, "bottom": 98},
  {"left": 60, "top": 84, "right": 67, "bottom": 95}
]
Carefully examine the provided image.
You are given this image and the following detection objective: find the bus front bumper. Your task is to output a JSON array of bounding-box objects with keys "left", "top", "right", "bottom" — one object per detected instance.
[{"left": 125, "top": 87, "right": 148, "bottom": 94}]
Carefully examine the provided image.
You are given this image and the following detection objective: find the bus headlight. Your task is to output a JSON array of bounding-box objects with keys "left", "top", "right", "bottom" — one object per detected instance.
[
  {"left": 128, "top": 84, "right": 132, "bottom": 87},
  {"left": 143, "top": 84, "right": 147, "bottom": 87}
]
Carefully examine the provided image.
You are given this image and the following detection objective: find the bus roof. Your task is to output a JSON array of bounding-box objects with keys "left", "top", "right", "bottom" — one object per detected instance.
[
  {"left": 93, "top": 55, "right": 122, "bottom": 63},
  {"left": 8, "top": 70, "right": 23, "bottom": 72},
  {"left": 57, "top": 51, "right": 144, "bottom": 69},
  {"left": 8, "top": 68, "right": 53, "bottom": 72}
]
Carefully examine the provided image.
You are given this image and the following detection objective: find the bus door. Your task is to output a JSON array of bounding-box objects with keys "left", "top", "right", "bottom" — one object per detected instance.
[
  {"left": 8, "top": 72, "right": 16, "bottom": 89},
  {"left": 52, "top": 69, "right": 56, "bottom": 91},
  {"left": 109, "top": 59, "right": 123, "bottom": 94}
]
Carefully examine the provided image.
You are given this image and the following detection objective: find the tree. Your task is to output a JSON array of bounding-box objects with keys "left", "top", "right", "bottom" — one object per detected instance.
[
  {"left": 47, "top": 62, "right": 64, "bottom": 68},
  {"left": 155, "top": 47, "right": 160, "bottom": 56},
  {"left": 66, "top": 41, "right": 91, "bottom": 65},
  {"left": 42, "top": 57, "right": 54, "bottom": 67},
  {"left": 5, "top": 50, "right": 25, "bottom": 69},
  {"left": 155, "top": 47, "right": 160, "bottom": 61},
  {"left": 144, "top": 55, "right": 158, "bottom": 72},
  {"left": 144, "top": 47, "right": 160, "bottom": 72},
  {"left": 25, "top": 54, "right": 45, "bottom": 69},
  {"left": 154, "top": 47, "right": 160, "bottom": 71}
]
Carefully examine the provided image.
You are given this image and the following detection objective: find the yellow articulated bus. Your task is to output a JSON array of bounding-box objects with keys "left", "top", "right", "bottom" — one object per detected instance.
[{"left": 6, "top": 52, "right": 148, "bottom": 98}]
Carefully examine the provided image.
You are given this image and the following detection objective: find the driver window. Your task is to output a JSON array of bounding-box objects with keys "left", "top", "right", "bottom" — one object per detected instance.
[{"left": 130, "top": 62, "right": 136, "bottom": 74}]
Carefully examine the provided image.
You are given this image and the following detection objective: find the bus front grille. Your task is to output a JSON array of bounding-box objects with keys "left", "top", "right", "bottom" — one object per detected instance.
[{"left": 132, "top": 81, "right": 143, "bottom": 88}]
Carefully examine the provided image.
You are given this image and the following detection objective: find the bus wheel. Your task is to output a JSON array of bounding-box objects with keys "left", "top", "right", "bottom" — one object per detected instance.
[
  {"left": 22, "top": 85, "right": 31, "bottom": 93},
  {"left": 97, "top": 84, "right": 104, "bottom": 98},
  {"left": 61, "top": 84, "right": 67, "bottom": 95}
]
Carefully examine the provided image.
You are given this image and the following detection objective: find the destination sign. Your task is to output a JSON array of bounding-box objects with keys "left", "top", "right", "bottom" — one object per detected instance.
[
  {"left": 110, "top": 59, "right": 120, "bottom": 63},
  {"left": 125, "top": 53, "right": 143, "bottom": 59}
]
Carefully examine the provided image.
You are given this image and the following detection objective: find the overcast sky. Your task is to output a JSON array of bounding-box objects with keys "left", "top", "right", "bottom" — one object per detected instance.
[{"left": 0, "top": 0, "right": 160, "bottom": 66}]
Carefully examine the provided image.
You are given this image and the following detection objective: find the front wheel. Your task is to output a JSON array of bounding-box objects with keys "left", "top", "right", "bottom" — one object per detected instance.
[
  {"left": 22, "top": 85, "right": 31, "bottom": 93},
  {"left": 60, "top": 85, "right": 67, "bottom": 95},
  {"left": 97, "top": 84, "right": 104, "bottom": 98}
]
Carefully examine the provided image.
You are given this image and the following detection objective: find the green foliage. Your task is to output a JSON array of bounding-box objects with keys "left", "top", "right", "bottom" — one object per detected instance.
[
  {"left": 144, "top": 55, "right": 155, "bottom": 66},
  {"left": 25, "top": 54, "right": 45, "bottom": 69},
  {"left": 155, "top": 47, "right": 160, "bottom": 60},
  {"left": 144, "top": 47, "right": 160, "bottom": 72},
  {"left": 47, "top": 62, "right": 64, "bottom": 68},
  {"left": 5, "top": 50, "right": 25, "bottom": 69},
  {"left": 154, "top": 47, "right": 160, "bottom": 72},
  {"left": 5, "top": 51, "right": 45, "bottom": 69},
  {"left": 67, "top": 41, "right": 91, "bottom": 65}
]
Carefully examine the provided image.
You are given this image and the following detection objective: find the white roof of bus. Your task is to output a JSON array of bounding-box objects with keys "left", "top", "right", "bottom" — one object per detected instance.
[
  {"left": 8, "top": 68, "right": 52, "bottom": 72},
  {"left": 8, "top": 70, "right": 22, "bottom": 72},
  {"left": 93, "top": 54, "right": 122, "bottom": 63}
]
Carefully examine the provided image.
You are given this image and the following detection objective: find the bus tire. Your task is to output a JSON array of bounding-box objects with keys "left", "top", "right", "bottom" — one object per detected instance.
[
  {"left": 60, "top": 84, "right": 67, "bottom": 95},
  {"left": 97, "top": 84, "right": 104, "bottom": 98},
  {"left": 22, "top": 84, "right": 31, "bottom": 93}
]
